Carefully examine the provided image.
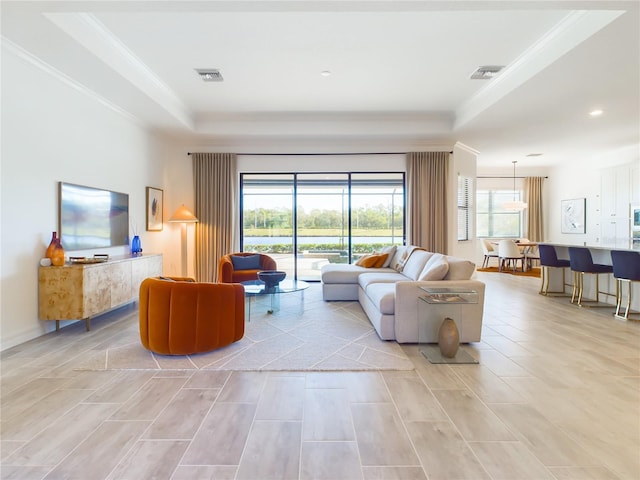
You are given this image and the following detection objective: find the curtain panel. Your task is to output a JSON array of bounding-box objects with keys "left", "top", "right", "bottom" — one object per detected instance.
[
  {"left": 192, "top": 153, "right": 237, "bottom": 282},
  {"left": 524, "top": 176, "right": 544, "bottom": 242},
  {"left": 406, "top": 152, "right": 449, "bottom": 253}
]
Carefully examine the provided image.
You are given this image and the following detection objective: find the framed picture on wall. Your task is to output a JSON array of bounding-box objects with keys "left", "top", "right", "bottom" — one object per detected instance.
[
  {"left": 561, "top": 198, "right": 586, "bottom": 234},
  {"left": 146, "top": 187, "right": 163, "bottom": 231}
]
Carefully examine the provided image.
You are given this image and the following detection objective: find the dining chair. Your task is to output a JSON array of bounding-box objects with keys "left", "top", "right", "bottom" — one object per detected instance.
[
  {"left": 525, "top": 245, "right": 540, "bottom": 270},
  {"left": 498, "top": 239, "right": 524, "bottom": 272},
  {"left": 481, "top": 239, "right": 499, "bottom": 268}
]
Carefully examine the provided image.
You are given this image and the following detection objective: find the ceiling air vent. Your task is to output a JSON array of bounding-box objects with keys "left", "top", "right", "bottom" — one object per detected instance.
[
  {"left": 195, "top": 69, "right": 223, "bottom": 82},
  {"left": 470, "top": 65, "right": 504, "bottom": 80}
]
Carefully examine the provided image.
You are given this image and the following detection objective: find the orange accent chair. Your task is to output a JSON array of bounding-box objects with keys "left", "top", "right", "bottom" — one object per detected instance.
[
  {"left": 218, "top": 252, "right": 277, "bottom": 283},
  {"left": 139, "top": 277, "right": 245, "bottom": 355}
]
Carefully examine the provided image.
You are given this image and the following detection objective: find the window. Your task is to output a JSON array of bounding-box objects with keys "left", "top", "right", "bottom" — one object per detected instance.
[
  {"left": 240, "top": 172, "right": 405, "bottom": 280},
  {"left": 476, "top": 190, "right": 522, "bottom": 238},
  {"left": 457, "top": 176, "right": 471, "bottom": 241}
]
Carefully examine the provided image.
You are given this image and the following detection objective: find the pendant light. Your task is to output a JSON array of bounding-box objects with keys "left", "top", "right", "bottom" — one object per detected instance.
[{"left": 503, "top": 161, "right": 528, "bottom": 211}]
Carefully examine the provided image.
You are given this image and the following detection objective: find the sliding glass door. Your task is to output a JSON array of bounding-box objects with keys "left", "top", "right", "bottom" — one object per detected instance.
[
  {"left": 296, "top": 174, "right": 350, "bottom": 280},
  {"left": 241, "top": 174, "right": 295, "bottom": 278},
  {"left": 241, "top": 172, "right": 405, "bottom": 281},
  {"left": 350, "top": 173, "right": 404, "bottom": 262}
]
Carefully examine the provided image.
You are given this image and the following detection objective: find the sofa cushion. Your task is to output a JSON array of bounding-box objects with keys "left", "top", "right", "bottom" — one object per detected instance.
[
  {"left": 359, "top": 272, "right": 407, "bottom": 290},
  {"left": 401, "top": 250, "right": 433, "bottom": 280},
  {"left": 365, "top": 283, "right": 396, "bottom": 315},
  {"left": 419, "top": 254, "right": 449, "bottom": 281},
  {"left": 444, "top": 258, "right": 476, "bottom": 280},
  {"left": 321, "top": 264, "right": 394, "bottom": 284},
  {"left": 231, "top": 254, "right": 261, "bottom": 270},
  {"left": 355, "top": 253, "right": 389, "bottom": 268},
  {"left": 392, "top": 246, "right": 413, "bottom": 272},
  {"left": 378, "top": 246, "right": 397, "bottom": 268}
]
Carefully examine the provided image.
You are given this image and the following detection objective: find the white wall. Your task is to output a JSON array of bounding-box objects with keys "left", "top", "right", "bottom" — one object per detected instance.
[
  {"left": 238, "top": 153, "right": 405, "bottom": 173},
  {"left": 546, "top": 147, "right": 639, "bottom": 246},
  {"left": 0, "top": 45, "right": 189, "bottom": 350},
  {"left": 449, "top": 143, "right": 478, "bottom": 259}
]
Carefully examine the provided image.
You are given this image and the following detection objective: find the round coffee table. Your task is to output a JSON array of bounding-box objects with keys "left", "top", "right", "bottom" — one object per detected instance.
[{"left": 241, "top": 278, "right": 310, "bottom": 319}]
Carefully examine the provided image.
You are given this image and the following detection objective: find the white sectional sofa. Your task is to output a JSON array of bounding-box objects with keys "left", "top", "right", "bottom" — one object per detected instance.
[{"left": 321, "top": 245, "right": 485, "bottom": 343}]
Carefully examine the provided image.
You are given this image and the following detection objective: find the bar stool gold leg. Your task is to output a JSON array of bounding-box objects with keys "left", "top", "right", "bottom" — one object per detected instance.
[
  {"left": 615, "top": 279, "right": 633, "bottom": 320},
  {"left": 615, "top": 278, "right": 622, "bottom": 317},
  {"left": 539, "top": 266, "right": 547, "bottom": 294},
  {"left": 625, "top": 281, "right": 632, "bottom": 319},
  {"left": 577, "top": 273, "right": 584, "bottom": 305}
]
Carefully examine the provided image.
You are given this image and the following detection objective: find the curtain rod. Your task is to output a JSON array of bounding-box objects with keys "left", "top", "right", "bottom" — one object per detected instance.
[
  {"left": 187, "top": 151, "right": 454, "bottom": 156},
  {"left": 478, "top": 175, "right": 548, "bottom": 179}
]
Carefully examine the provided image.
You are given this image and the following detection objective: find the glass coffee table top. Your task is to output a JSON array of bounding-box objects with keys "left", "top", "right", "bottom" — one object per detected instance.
[
  {"left": 241, "top": 279, "right": 309, "bottom": 296},
  {"left": 241, "top": 279, "right": 310, "bottom": 318}
]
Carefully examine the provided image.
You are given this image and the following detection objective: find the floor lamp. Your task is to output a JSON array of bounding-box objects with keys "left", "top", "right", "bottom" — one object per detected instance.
[{"left": 168, "top": 205, "right": 198, "bottom": 277}]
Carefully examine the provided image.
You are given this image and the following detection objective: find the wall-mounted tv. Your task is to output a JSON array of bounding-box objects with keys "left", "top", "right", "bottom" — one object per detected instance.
[{"left": 58, "top": 182, "right": 129, "bottom": 251}]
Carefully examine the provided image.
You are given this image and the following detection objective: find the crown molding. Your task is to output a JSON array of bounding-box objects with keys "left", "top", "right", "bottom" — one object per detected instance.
[
  {"left": 44, "top": 12, "right": 194, "bottom": 130},
  {"left": 454, "top": 9, "right": 624, "bottom": 129},
  {"left": 1, "top": 36, "right": 142, "bottom": 126}
]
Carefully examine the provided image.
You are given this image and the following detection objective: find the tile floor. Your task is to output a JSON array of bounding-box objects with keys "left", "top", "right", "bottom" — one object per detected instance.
[{"left": 1, "top": 271, "right": 639, "bottom": 479}]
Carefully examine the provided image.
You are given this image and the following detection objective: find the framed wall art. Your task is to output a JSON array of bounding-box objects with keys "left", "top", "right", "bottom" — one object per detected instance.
[
  {"left": 561, "top": 198, "right": 586, "bottom": 234},
  {"left": 146, "top": 187, "right": 163, "bottom": 231}
]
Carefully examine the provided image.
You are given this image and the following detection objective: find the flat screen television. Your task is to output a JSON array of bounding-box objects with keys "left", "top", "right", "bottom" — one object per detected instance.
[{"left": 58, "top": 182, "right": 129, "bottom": 251}]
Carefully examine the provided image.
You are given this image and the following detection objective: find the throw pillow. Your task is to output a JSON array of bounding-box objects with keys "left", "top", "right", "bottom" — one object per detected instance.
[
  {"left": 393, "top": 246, "right": 426, "bottom": 272},
  {"left": 418, "top": 254, "right": 450, "bottom": 281},
  {"left": 230, "top": 254, "right": 261, "bottom": 270},
  {"left": 393, "top": 248, "right": 412, "bottom": 272},
  {"left": 355, "top": 253, "right": 389, "bottom": 268},
  {"left": 379, "top": 245, "right": 397, "bottom": 268}
]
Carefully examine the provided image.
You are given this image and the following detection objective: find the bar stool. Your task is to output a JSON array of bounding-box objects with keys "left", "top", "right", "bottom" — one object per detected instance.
[
  {"left": 611, "top": 250, "right": 640, "bottom": 320},
  {"left": 538, "top": 244, "right": 571, "bottom": 296},
  {"left": 568, "top": 247, "right": 614, "bottom": 307}
]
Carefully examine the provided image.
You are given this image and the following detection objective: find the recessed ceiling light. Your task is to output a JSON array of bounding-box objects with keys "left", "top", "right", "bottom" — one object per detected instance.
[
  {"left": 470, "top": 65, "right": 504, "bottom": 80},
  {"left": 526, "top": 153, "right": 543, "bottom": 157},
  {"left": 320, "top": 70, "right": 332, "bottom": 77},
  {"left": 195, "top": 69, "right": 223, "bottom": 82},
  {"left": 589, "top": 109, "right": 604, "bottom": 117}
]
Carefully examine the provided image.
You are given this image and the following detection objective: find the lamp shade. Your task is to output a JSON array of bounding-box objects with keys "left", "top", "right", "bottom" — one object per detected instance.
[
  {"left": 503, "top": 160, "right": 528, "bottom": 211},
  {"left": 504, "top": 200, "right": 528, "bottom": 211},
  {"left": 168, "top": 205, "right": 198, "bottom": 223}
]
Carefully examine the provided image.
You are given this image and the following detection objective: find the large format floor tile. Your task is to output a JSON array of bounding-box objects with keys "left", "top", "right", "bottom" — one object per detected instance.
[{"left": 1, "top": 275, "right": 639, "bottom": 479}]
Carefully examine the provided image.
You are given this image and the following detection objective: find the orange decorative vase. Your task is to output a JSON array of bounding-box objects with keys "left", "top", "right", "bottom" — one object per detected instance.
[
  {"left": 45, "top": 232, "right": 58, "bottom": 259},
  {"left": 438, "top": 317, "right": 459, "bottom": 358},
  {"left": 50, "top": 239, "right": 66, "bottom": 266}
]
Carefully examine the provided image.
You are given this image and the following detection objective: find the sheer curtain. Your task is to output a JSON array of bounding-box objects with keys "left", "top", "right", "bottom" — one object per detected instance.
[
  {"left": 406, "top": 151, "right": 449, "bottom": 253},
  {"left": 192, "top": 153, "right": 237, "bottom": 282},
  {"left": 524, "top": 176, "right": 544, "bottom": 242}
]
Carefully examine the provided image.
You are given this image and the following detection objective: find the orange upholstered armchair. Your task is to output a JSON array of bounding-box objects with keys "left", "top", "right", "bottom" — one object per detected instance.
[
  {"left": 218, "top": 252, "right": 277, "bottom": 283},
  {"left": 139, "top": 277, "right": 245, "bottom": 355}
]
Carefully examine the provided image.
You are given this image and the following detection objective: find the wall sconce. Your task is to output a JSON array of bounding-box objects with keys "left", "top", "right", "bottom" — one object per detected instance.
[{"left": 168, "top": 205, "right": 198, "bottom": 277}]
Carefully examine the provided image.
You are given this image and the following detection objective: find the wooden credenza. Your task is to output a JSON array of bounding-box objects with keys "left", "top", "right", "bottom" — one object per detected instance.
[{"left": 38, "top": 254, "right": 162, "bottom": 331}]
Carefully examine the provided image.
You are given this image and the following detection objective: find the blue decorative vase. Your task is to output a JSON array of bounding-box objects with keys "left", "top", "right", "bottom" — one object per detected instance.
[{"left": 131, "top": 235, "right": 142, "bottom": 255}]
